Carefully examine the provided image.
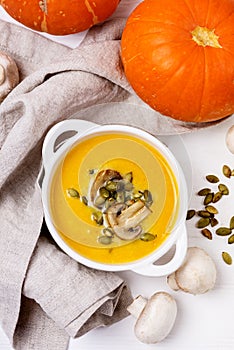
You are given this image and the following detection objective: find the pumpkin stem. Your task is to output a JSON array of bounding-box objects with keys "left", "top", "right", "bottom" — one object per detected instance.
[{"left": 191, "top": 26, "right": 222, "bottom": 48}]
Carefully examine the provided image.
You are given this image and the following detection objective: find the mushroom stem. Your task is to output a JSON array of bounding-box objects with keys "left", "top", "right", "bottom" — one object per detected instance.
[
  {"left": 127, "top": 295, "right": 147, "bottom": 318},
  {"left": 0, "top": 64, "right": 5, "bottom": 85}
]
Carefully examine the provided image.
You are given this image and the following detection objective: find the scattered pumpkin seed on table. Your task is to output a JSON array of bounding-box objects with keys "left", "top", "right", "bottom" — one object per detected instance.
[
  {"left": 215, "top": 227, "right": 232, "bottom": 236},
  {"left": 206, "top": 174, "right": 219, "bottom": 183},
  {"left": 223, "top": 165, "right": 231, "bottom": 178},
  {"left": 222, "top": 251, "right": 232, "bottom": 265},
  {"left": 201, "top": 228, "right": 212, "bottom": 240}
]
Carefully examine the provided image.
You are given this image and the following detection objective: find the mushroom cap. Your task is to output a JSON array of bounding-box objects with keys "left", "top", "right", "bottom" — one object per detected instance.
[
  {"left": 168, "top": 247, "right": 216, "bottom": 295},
  {"left": 134, "top": 292, "right": 177, "bottom": 344},
  {"left": 226, "top": 125, "right": 234, "bottom": 154}
]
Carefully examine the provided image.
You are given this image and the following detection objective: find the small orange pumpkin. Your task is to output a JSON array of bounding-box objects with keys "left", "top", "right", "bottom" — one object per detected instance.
[
  {"left": 121, "top": 0, "right": 234, "bottom": 123},
  {"left": 1, "top": 0, "right": 120, "bottom": 35}
]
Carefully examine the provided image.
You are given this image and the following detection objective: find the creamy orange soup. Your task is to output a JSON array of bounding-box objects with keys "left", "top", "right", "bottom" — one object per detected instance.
[{"left": 50, "top": 133, "right": 179, "bottom": 264}]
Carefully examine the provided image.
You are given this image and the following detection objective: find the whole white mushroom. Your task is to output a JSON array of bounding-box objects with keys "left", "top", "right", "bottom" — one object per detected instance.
[
  {"left": 167, "top": 247, "right": 217, "bottom": 295},
  {"left": 127, "top": 291, "right": 177, "bottom": 344},
  {"left": 226, "top": 125, "right": 234, "bottom": 154}
]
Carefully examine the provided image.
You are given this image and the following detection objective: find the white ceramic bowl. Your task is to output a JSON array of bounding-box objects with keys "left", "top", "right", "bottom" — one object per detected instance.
[{"left": 39, "top": 119, "right": 188, "bottom": 276}]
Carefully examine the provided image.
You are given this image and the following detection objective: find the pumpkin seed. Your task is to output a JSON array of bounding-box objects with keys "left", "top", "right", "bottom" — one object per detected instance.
[
  {"left": 99, "top": 187, "right": 110, "bottom": 198},
  {"left": 98, "top": 235, "right": 112, "bottom": 245},
  {"left": 143, "top": 190, "right": 153, "bottom": 206},
  {"left": 213, "top": 191, "right": 222, "bottom": 203},
  {"left": 196, "top": 217, "right": 210, "bottom": 228},
  {"left": 116, "top": 191, "right": 125, "bottom": 203},
  {"left": 91, "top": 211, "right": 103, "bottom": 225},
  {"left": 94, "top": 195, "right": 106, "bottom": 208},
  {"left": 66, "top": 188, "right": 80, "bottom": 198},
  {"left": 197, "top": 188, "right": 211, "bottom": 196},
  {"left": 204, "top": 192, "right": 214, "bottom": 205},
  {"left": 102, "top": 227, "right": 114, "bottom": 237},
  {"left": 124, "top": 181, "right": 134, "bottom": 192},
  {"left": 197, "top": 210, "right": 211, "bottom": 218},
  {"left": 81, "top": 195, "right": 88, "bottom": 206},
  {"left": 223, "top": 165, "right": 231, "bottom": 178},
  {"left": 206, "top": 174, "right": 219, "bottom": 183},
  {"left": 125, "top": 171, "right": 133, "bottom": 182},
  {"left": 229, "top": 216, "right": 234, "bottom": 230},
  {"left": 216, "top": 227, "right": 232, "bottom": 236},
  {"left": 210, "top": 217, "right": 219, "bottom": 227},
  {"left": 140, "top": 232, "right": 156, "bottom": 242},
  {"left": 228, "top": 234, "right": 234, "bottom": 244},
  {"left": 201, "top": 228, "right": 212, "bottom": 240},
  {"left": 205, "top": 205, "right": 218, "bottom": 214},
  {"left": 105, "top": 181, "right": 118, "bottom": 191},
  {"left": 218, "top": 183, "right": 229, "bottom": 195},
  {"left": 222, "top": 251, "right": 232, "bottom": 265},
  {"left": 186, "top": 209, "right": 196, "bottom": 220}
]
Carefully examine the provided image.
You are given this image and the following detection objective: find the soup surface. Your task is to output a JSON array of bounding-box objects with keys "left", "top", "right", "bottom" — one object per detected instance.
[{"left": 50, "top": 132, "right": 179, "bottom": 264}]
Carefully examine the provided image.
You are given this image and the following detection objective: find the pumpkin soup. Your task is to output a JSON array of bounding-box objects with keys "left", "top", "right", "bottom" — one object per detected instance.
[{"left": 50, "top": 132, "right": 179, "bottom": 264}]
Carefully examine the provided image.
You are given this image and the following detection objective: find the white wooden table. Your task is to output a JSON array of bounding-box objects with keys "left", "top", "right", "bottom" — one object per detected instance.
[{"left": 1, "top": 1, "right": 234, "bottom": 349}]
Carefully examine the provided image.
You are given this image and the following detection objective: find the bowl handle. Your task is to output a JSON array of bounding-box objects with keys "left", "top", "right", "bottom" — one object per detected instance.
[
  {"left": 131, "top": 223, "right": 187, "bottom": 277},
  {"left": 42, "top": 119, "right": 98, "bottom": 169}
]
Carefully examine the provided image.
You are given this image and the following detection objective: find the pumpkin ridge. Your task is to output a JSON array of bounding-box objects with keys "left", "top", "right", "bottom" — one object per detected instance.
[
  {"left": 154, "top": 43, "right": 198, "bottom": 90},
  {"left": 181, "top": 0, "right": 197, "bottom": 23},
  {"left": 126, "top": 19, "right": 192, "bottom": 34},
  {"left": 215, "top": 10, "right": 234, "bottom": 29}
]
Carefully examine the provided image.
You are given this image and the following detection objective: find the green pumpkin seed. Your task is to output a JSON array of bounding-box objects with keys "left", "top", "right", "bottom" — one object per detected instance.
[
  {"left": 213, "top": 191, "right": 222, "bottom": 203},
  {"left": 230, "top": 216, "right": 234, "bottom": 230},
  {"left": 228, "top": 234, "right": 234, "bottom": 244},
  {"left": 125, "top": 172, "right": 133, "bottom": 182},
  {"left": 206, "top": 174, "right": 219, "bottom": 183},
  {"left": 210, "top": 217, "right": 219, "bottom": 227},
  {"left": 216, "top": 227, "right": 232, "bottom": 236},
  {"left": 102, "top": 227, "right": 114, "bottom": 237},
  {"left": 94, "top": 195, "right": 106, "bottom": 208},
  {"left": 105, "top": 181, "right": 118, "bottom": 191},
  {"left": 218, "top": 183, "right": 229, "bottom": 195},
  {"left": 143, "top": 190, "right": 153, "bottom": 206},
  {"left": 197, "top": 210, "right": 211, "bottom": 218},
  {"left": 81, "top": 196, "right": 88, "bottom": 205},
  {"left": 198, "top": 188, "right": 211, "bottom": 196},
  {"left": 186, "top": 209, "right": 196, "bottom": 220},
  {"left": 116, "top": 191, "right": 125, "bottom": 203},
  {"left": 99, "top": 187, "right": 110, "bottom": 198},
  {"left": 205, "top": 205, "right": 218, "bottom": 214},
  {"left": 223, "top": 165, "right": 231, "bottom": 178},
  {"left": 204, "top": 192, "right": 214, "bottom": 205},
  {"left": 222, "top": 251, "right": 232, "bottom": 265},
  {"left": 98, "top": 235, "right": 112, "bottom": 245},
  {"left": 201, "top": 228, "right": 212, "bottom": 240},
  {"left": 66, "top": 188, "right": 80, "bottom": 198},
  {"left": 140, "top": 233, "right": 156, "bottom": 242},
  {"left": 91, "top": 212, "right": 103, "bottom": 225},
  {"left": 196, "top": 217, "right": 210, "bottom": 228}
]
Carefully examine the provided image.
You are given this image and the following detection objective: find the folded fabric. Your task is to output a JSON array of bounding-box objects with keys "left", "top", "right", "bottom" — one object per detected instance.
[{"left": 0, "top": 15, "right": 218, "bottom": 350}]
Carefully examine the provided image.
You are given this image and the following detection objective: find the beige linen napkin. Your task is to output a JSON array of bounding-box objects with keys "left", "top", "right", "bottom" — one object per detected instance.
[{"left": 0, "top": 16, "right": 220, "bottom": 350}]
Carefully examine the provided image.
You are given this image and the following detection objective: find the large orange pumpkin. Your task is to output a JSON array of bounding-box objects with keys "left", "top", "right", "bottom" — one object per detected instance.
[
  {"left": 0, "top": 0, "right": 120, "bottom": 35},
  {"left": 121, "top": 0, "right": 234, "bottom": 123}
]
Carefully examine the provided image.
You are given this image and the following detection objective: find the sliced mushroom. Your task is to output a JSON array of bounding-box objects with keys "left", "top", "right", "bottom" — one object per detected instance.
[
  {"left": 106, "top": 200, "right": 151, "bottom": 241},
  {"left": 112, "top": 224, "right": 142, "bottom": 240},
  {"left": 0, "top": 51, "right": 19, "bottom": 102},
  {"left": 127, "top": 292, "right": 177, "bottom": 344},
  {"left": 106, "top": 202, "right": 127, "bottom": 227},
  {"left": 117, "top": 202, "right": 152, "bottom": 230},
  {"left": 90, "top": 169, "right": 122, "bottom": 203}
]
